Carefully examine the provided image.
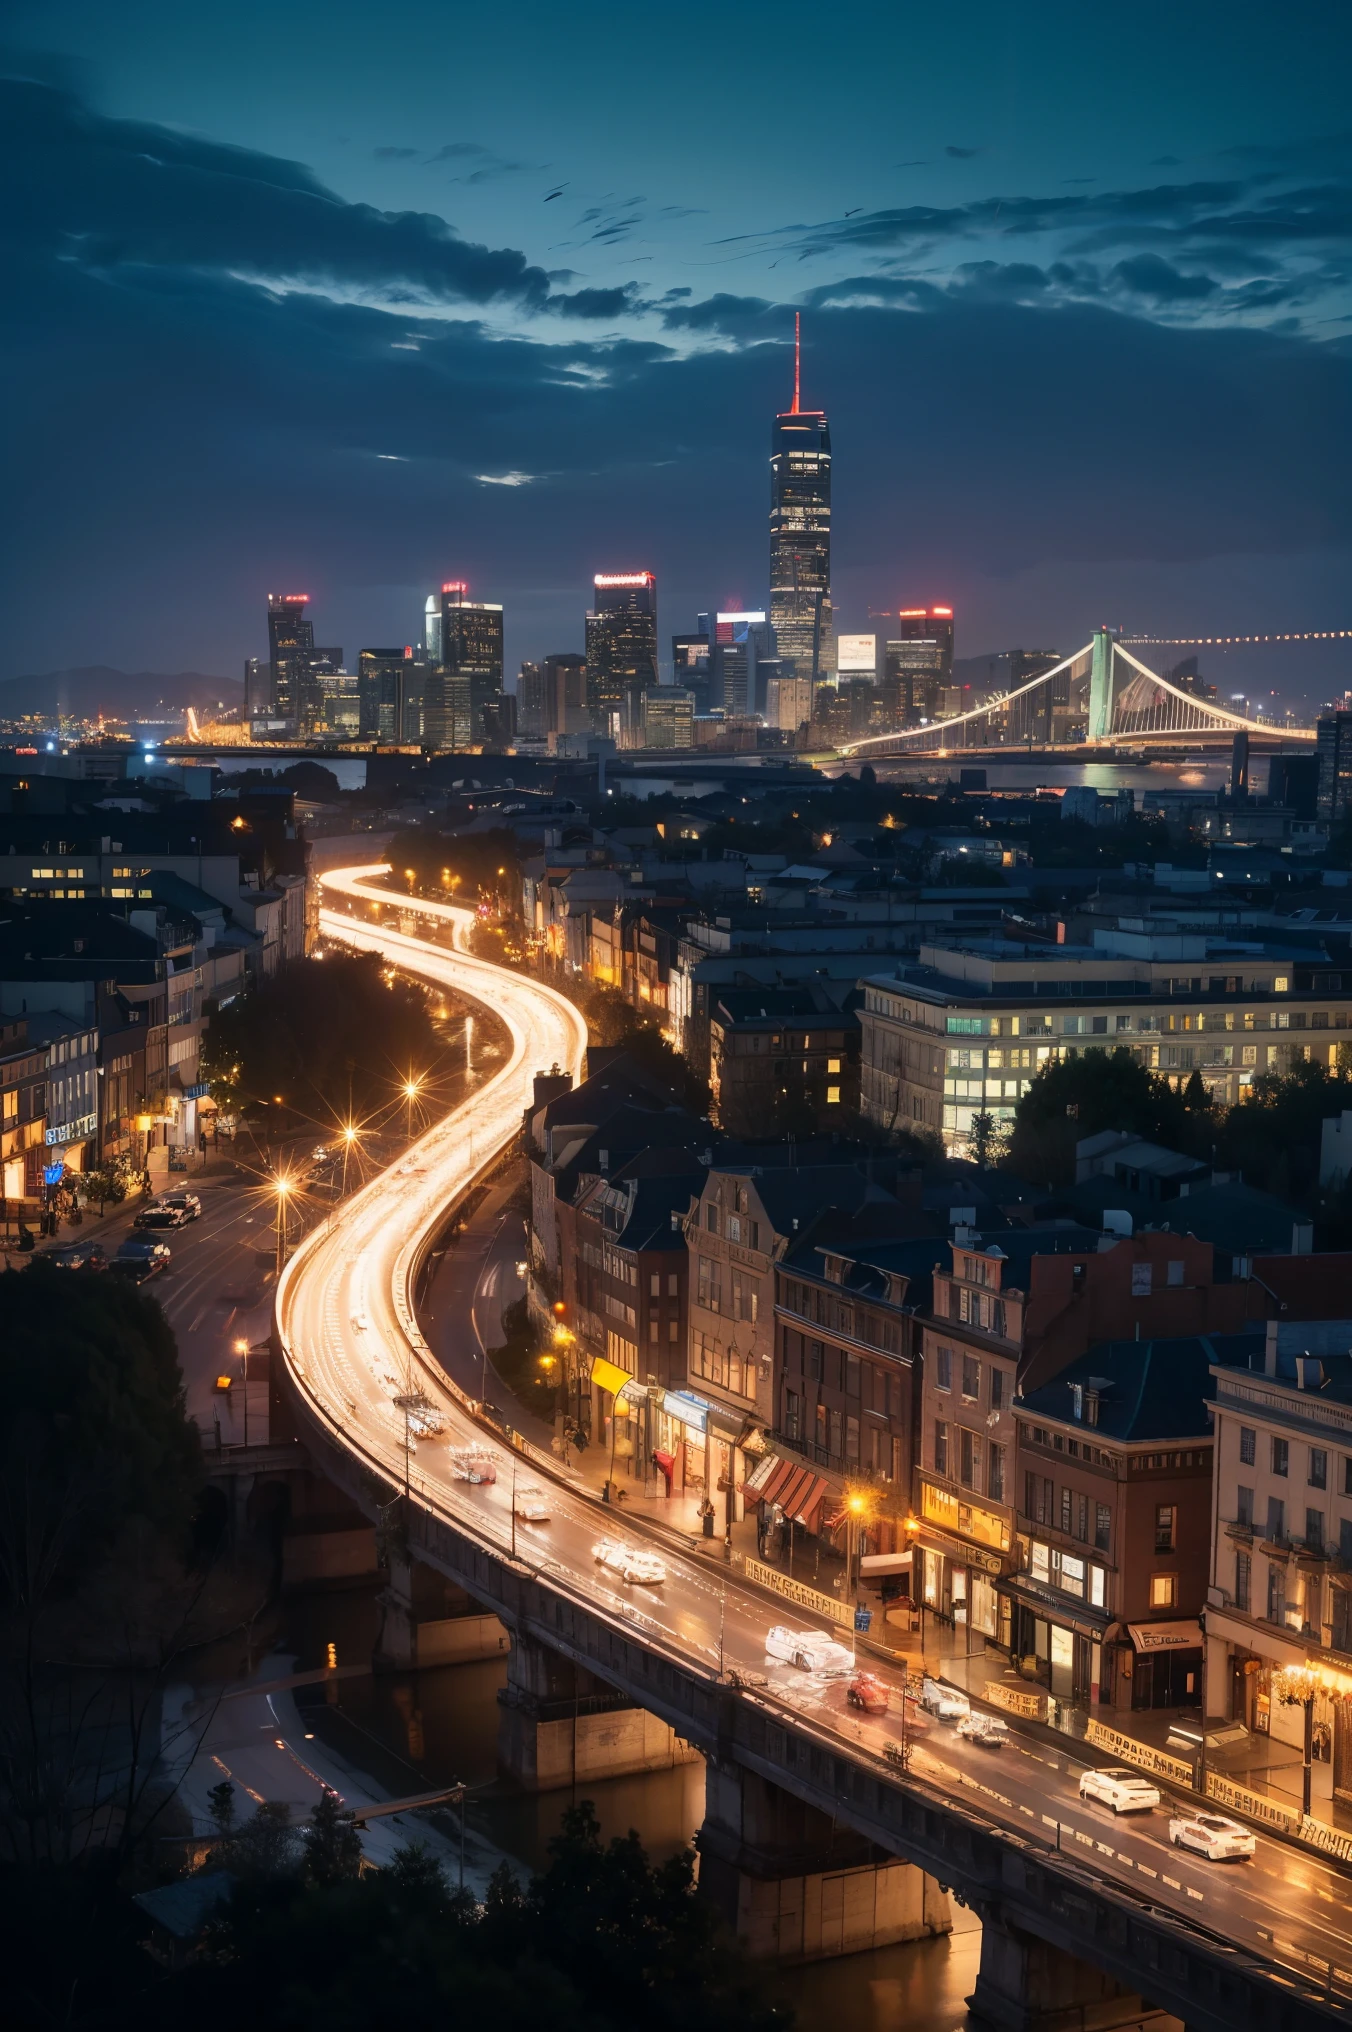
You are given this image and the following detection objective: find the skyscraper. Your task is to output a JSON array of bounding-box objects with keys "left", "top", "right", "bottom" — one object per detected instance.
[
  {"left": 267, "top": 594, "right": 314, "bottom": 727},
  {"left": 423, "top": 582, "right": 504, "bottom": 749},
  {"left": 357, "top": 646, "right": 415, "bottom": 743},
  {"left": 585, "top": 572, "right": 658, "bottom": 729},
  {"left": 769, "top": 317, "right": 832, "bottom": 683},
  {"left": 882, "top": 607, "right": 954, "bottom": 726},
  {"left": 711, "top": 611, "right": 771, "bottom": 716}
]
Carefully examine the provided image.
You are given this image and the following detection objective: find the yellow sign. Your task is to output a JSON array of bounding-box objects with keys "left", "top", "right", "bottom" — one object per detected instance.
[
  {"left": 921, "top": 1480, "right": 1010, "bottom": 1554},
  {"left": 984, "top": 1680, "right": 1047, "bottom": 1720},
  {"left": 589, "top": 1355, "right": 633, "bottom": 1398},
  {"left": 1086, "top": 1718, "right": 1193, "bottom": 1787}
]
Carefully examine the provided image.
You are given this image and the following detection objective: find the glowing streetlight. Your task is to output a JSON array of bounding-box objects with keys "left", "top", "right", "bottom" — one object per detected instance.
[
  {"left": 402, "top": 1075, "right": 423, "bottom": 1143},
  {"left": 273, "top": 1173, "right": 293, "bottom": 1276}
]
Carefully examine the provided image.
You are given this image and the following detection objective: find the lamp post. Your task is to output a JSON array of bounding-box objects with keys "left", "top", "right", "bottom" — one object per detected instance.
[
  {"left": 403, "top": 1077, "right": 422, "bottom": 1146},
  {"left": 273, "top": 1174, "right": 292, "bottom": 1277},
  {"left": 234, "top": 1336, "right": 250, "bottom": 1447},
  {"left": 341, "top": 1122, "right": 358, "bottom": 1198},
  {"left": 1274, "top": 1664, "right": 1320, "bottom": 1820}
]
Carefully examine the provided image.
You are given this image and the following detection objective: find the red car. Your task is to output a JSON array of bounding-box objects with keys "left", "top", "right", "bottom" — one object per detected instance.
[{"left": 846, "top": 1671, "right": 891, "bottom": 1715}]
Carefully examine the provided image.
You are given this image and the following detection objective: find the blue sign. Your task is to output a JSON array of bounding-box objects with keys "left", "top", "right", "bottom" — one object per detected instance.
[
  {"left": 662, "top": 1390, "right": 708, "bottom": 1434},
  {"left": 854, "top": 1607, "right": 873, "bottom": 1634},
  {"left": 184, "top": 1083, "right": 210, "bottom": 1100},
  {"left": 43, "top": 1163, "right": 66, "bottom": 1187}
]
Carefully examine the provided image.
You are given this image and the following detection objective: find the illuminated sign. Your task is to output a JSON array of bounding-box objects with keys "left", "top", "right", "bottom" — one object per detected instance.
[
  {"left": 403, "top": 645, "right": 413, "bottom": 658},
  {"left": 837, "top": 633, "right": 877, "bottom": 672},
  {"left": 45, "top": 1112, "right": 98, "bottom": 1148},
  {"left": 594, "top": 571, "right": 654, "bottom": 588},
  {"left": 921, "top": 1479, "right": 1010, "bottom": 1553},
  {"left": 716, "top": 611, "right": 765, "bottom": 626},
  {"left": 932, "top": 606, "right": 953, "bottom": 618},
  {"left": 441, "top": 581, "right": 468, "bottom": 594},
  {"left": 267, "top": 593, "right": 309, "bottom": 603}
]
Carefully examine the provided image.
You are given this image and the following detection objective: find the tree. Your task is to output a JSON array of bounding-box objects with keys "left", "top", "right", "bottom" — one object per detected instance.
[
  {"left": 220, "top": 1800, "right": 300, "bottom": 1882},
  {"left": 302, "top": 1788, "right": 363, "bottom": 1887},
  {"left": 1005, "top": 1047, "right": 1192, "bottom": 1187},
  {"left": 968, "top": 1109, "right": 1004, "bottom": 1169},
  {"left": 1216, "top": 1060, "right": 1352, "bottom": 1205},
  {"left": 207, "top": 1781, "right": 237, "bottom": 1839}
]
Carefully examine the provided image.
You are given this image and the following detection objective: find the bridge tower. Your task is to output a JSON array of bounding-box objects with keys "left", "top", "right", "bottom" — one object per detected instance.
[{"left": 1087, "top": 627, "right": 1116, "bottom": 743}]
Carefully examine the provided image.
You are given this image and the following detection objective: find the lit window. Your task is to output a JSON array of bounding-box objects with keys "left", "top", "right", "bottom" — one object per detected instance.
[
  {"left": 826, "top": 1085, "right": 841, "bottom": 1105},
  {"left": 1274, "top": 977, "right": 1289, "bottom": 994},
  {"left": 827, "top": 1057, "right": 841, "bottom": 1073},
  {"left": 1149, "top": 1573, "right": 1177, "bottom": 1608}
]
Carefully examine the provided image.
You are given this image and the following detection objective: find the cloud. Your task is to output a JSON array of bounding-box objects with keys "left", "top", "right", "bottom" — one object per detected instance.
[
  {"left": 475, "top": 471, "right": 538, "bottom": 487},
  {"left": 374, "top": 146, "right": 418, "bottom": 161},
  {"left": 1112, "top": 253, "right": 1219, "bottom": 302},
  {"left": 2, "top": 78, "right": 556, "bottom": 310},
  {"left": 548, "top": 283, "right": 648, "bottom": 319},
  {"left": 945, "top": 145, "right": 981, "bottom": 159},
  {"left": 427, "top": 141, "right": 489, "bottom": 162}
]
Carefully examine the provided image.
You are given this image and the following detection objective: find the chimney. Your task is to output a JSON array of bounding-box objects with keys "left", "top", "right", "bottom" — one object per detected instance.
[{"left": 1264, "top": 1321, "right": 1279, "bottom": 1378}]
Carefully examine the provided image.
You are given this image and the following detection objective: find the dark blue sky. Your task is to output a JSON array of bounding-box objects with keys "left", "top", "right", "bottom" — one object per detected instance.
[{"left": 5, "top": 0, "right": 1352, "bottom": 698}]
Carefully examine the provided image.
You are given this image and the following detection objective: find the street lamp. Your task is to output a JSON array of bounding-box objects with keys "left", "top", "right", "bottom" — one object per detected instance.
[
  {"left": 272, "top": 1173, "right": 293, "bottom": 1277},
  {"left": 1274, "top": 1664, "right": 1321, "bottom": 1820},
  {"left": 234, "top": 1336, "right": 250, "bottom": 1446},
  {"left": 402, "top": 1076, "right": 422, "bottom": 1145}
]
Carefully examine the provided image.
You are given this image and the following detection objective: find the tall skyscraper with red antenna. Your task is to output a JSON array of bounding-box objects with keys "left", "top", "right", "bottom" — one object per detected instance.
[{"left": 769, "top": 314, "right": 833, "bottom": 684}]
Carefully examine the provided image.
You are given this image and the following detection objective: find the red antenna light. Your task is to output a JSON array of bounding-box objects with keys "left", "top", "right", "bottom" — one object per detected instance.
[{"left": 792, "top": 312, "right": 801, "bottom": 414}]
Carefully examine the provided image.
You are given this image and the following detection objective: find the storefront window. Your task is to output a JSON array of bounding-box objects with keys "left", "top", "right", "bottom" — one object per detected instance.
[
  {"left": 1089, "top": 1565, "right": 1106, "bottom": 1609},
  {"left": 1030, "top": 1541, "right": 1050, "bottom": 1583},
  {"left": 1058, "top": 1552, "right": 1085, "bottom": 1598}
]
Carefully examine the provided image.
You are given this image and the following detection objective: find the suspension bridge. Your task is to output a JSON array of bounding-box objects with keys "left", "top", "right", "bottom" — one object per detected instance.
[{"left": 837, "top": 627, "right": 1318, "bottom": 758}]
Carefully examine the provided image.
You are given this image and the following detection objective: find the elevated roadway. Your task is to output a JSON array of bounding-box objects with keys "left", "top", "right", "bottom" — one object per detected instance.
[{"left": 277, "top": 867, "right": 1351, "bottom": 2027}]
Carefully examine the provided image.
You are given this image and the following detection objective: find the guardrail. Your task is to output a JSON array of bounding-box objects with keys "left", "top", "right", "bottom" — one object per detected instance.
[
  {"left": 729, "top": 1550, "right": 854, "bottom": 1630},
  {"left": 1085, "top": 1718, "right": 1194, "bottom": 1788},
  {"left": 985, "top": 1679, "right": 1049, "bottom": 1721}
]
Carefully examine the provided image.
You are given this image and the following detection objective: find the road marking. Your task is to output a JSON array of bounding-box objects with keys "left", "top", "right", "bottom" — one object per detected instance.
[
  {"left": 1076, "top": 1831, "right": 1094, "bottom": 1847},
  {"left": 1042, "top": 1814, "right": 1059, "bottom": 1829},
  {"left": 1118, "top": 1856, "right": 1134, "bottom": 1868},
  {"left": 1163, "top": 1874, "right": 1181, "bottom": 1890},
  {"left": 1096, "top": 1842, "right": 1114, "bottom": 1856},
  {"left": 1187, "top": 1887, "right": 1204, "bottom": 1901},
  {"left": 1138, "top": 1864, "right": 1157, "bottom": 1878},
  {"left": 1019, "top": 1804, "right": 1035, "bottom": 1817}
]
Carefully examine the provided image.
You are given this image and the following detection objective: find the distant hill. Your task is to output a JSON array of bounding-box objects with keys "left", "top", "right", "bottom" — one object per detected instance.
[{"left": 0, "top": 666, "right": 244, "bottom": 724}]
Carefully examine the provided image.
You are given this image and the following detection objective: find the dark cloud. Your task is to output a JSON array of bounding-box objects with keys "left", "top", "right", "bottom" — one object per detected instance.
[
  {"left": 547, "top": 284, "right": 647, "bottom": 319},
  {"left": 4, "top": 77, "right": 554, "bottom": 309},
  {"left": 945, "top": 146, "right": 981, "bottom": 159},
  {"left": 661, "top": 292, "right": 776, "bottom": 333},
  {"left": 1112, "top": 253, "right": 1219, "bottom": 301},
  {"left": 426, "top": 141, "right": 489, "bottom": 162}
]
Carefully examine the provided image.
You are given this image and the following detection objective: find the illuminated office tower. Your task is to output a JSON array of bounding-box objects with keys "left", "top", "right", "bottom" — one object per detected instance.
[
  {"left": 585, "top": 572, "right": 658, "bottom": 729},
  {"left": 357, "top": 647, "right": 415, "bottom": 742},
  {"left": 882, "top": 606, "right": 954, "bottom": 726},
  {"left": 769, "top": 316, "right": 832, "bottom": 682},
  {"left": 267, "top": 593, "right": 314, "bottom": 728},
  {"left": 712, "top": 611, "right": 771, "bottom": 716},
  {"left": 423, "top": 582, "right": 504, "bottom": 749}
]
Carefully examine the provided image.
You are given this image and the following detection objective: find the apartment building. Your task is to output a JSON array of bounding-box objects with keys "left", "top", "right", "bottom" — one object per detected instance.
[
  {"left": 1011, "top": 1335, "right": 1255, "bottom": 1712},
  {"left": 915, "top": 1227, "right": 1266, "bottom": 1647},
  {"left": 0, "top": 1019, "right": 49, "bottom": 1206},
  {"left": 1205, "top": 1322, "right": 1352, "bottom": 1815},
  {"left": 861, "top": 932, "right": 1351, "bottom": 1155},
  {"left": 708, "top": 986, "right": 860, "bottom": 1137}
]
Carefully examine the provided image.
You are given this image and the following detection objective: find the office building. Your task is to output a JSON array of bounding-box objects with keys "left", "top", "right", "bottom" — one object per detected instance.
[
  {"left": 244, "top": 656, "right": 272, "bottom": 719},
  {"left": 1007, "top": 648, "right": 1074, "bottom": 744},
  {"left": 423, "top": 582, "right": 504, "bottom": 749},
  {"left": 881, "top": 608, "right": 954, "bottom": 727},
  {"left": 585, "top": 572, "right": 658, "bottom": 729},
  {"left": 1317, "top": 711, "right": 1352, "bottom": 828},
  {"left": 861, "top": 933, "right": 1351, "bottom": 1156},
  {"left": 357, "top": 648, "right": 415, "bottom": 743},
  {"left": 641, "top": 687, "right": 695, "bottom": 750},
  {"left": 316, "top": 669, "right": 359, "bottom": 738},
  {"left": 769, "top": 317, "right": 832, "bottom": 683},
  {"left": 764, "top": 673, "right": 813, "bottom": 735},
  {"left": 267, "top": 593, "right": 314, "bottom": 730},
  {"left": 711, "top": 612, "right": 771, "bottom": 716},
  {"left": 672, "top": 630, "right": 711, "bottom": 715},
  {"left": 516, "top": 662, "right": 547, "bottom": 738},
  {"left": 837, "top": 634, "right": 878, "bottom": 681}
]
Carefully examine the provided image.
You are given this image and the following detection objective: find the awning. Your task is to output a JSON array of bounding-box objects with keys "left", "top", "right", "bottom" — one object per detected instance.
[
  {"left": 589, "top": 1355, "right": 634, "bottom": 1398},
  {"left": 1128, "top": 1620, "right": 1203, "bottom": 1653},
  {"left": 745, "top": 1454, "right": 832, "bottom": 1530},
  {"left": 861, "top": 1551, "right": 913, "bottom": 1574}
]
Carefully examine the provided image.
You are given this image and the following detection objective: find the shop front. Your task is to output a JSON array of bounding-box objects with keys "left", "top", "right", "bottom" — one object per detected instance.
[
  {"left": 1118, "top": 1620, "right": 1203, "bottom": 1711},
  {"left": 1000, "top": 1576, "right": 1113, "bottom": 1705},
  {"left": 653, "top": 1387, "right": 709, "bottom": 1499},
  {"left": 914, "top": 1476, "right": 1014, "bottom": 1643},
  {"left": 742, "top": 1451, "right": 834, "bottom": 1552}
]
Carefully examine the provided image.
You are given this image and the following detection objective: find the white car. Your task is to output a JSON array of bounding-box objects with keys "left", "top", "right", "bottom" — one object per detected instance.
[
  {"left": 449, "top": 1448, "right": 497, "bottom": 1485},
  {"left": 956, "top": 1711, "right": 1008, "bottom": 1748},
  {"left": 765, "top": 1625, "right": 856, "bottom": 1675},
  {"left": 513, "top": 1484, "right": 551, "bottom": 1523},
  {"left": 920, "top": 1676, "right": 971, "bottom": 1721},
  {"left": 1080, "top": 1766, "right": 1161, "bottom": 1814},
  {"left": 1168, "top": 1811, "right": 1256, "bottom": 1861},
  {"left": 592, "top": 1539, "right": 666, "bottom": 1586}
]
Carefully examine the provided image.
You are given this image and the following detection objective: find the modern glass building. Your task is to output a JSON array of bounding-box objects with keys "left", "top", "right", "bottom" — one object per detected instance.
[
  {"left": 267, "top": 593, "right": 314, "bottom": 729},
  {"left": 423, "top": 582, "right": 504, "bottom": 749},
  {"left": 881, "top": 607, "right": 955, "bottom": 726},
  {"left": 585, "top": 571, "right": 658, "bottom": 729},
  {"left": 769, "top": 319, "right": 832, "bottom": 683}
]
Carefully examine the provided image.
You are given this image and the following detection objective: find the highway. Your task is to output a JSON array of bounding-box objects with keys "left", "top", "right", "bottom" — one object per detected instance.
[{"left": 281, "top": 864, "right": 1352, "bottom": 2006}]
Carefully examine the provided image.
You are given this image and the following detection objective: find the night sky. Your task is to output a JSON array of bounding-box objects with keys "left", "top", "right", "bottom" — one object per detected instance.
[{"left": 5, "top": 0, "right": 1352, "bottom": 699}]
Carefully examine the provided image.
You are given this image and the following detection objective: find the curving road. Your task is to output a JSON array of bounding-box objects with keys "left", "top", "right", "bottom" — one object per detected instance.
[{"left": 278, "top": 866, "right": 1352, "bottom": 2007}]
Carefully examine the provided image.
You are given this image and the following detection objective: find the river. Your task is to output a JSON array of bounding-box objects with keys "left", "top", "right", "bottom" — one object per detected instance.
[{"left": 284, "top": 1580, "right": 984, "bottom": 2027}]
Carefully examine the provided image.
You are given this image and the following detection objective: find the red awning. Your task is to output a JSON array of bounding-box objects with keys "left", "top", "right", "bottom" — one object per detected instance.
[
  {"left": 744, "top": 1454, "right": 833, "bottom": 1530},
  {"left": 743, "top": 1451, "right": 784, "bottom": 1498}
]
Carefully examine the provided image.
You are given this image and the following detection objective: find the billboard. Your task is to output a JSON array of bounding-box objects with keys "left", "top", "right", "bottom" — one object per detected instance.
[{"left": 837, "top": 633, "right": 878, "bottom": 674}]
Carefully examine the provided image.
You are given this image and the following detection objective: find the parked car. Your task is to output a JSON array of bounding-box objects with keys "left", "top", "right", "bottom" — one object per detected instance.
[
  {"left": 920, "top": 1677, "right": 971, "bottom": 1721},
  {"left": 846, "top": 1671, "right": 890, "bottom": 1715},
  {"left": 956, "top": 1712, "right": 1009, "bottom": 1749},
  {"left": 448, "top": 1448, "right": 497, "bottom": 1484},
  {"left": 592, "top": 1539, "right": 666, "bottom": 1586},
  {"left": 765, "top": 1625, "right": 855, "bottom": 1675},
  {"left": 113, "top": 1236, "right": 172, "bottom": 1279},
  {"left": 42, "top": 1240, "right": 107, "bottom": 1270},
  {"left": 1168, "top": 1811, "right": 1255, "bottom": 1861},
  {"left": 134, "top": 1200, "right": 190, "bottom": 1229},
  {"left": 1079, "top": 1766, "right": 1161, "bottom": 1814},
  {"left": 512, "top": 1484, "right": 551, "bottom": 1523},
  {"left": 158, "top": 1191, "right": 201, "bottom": 1221}
]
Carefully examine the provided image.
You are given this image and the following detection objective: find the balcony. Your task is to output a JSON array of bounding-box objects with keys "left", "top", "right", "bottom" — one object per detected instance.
[{"left": 1223, "top": 1516, "right": 1254, "bottom": 1545}]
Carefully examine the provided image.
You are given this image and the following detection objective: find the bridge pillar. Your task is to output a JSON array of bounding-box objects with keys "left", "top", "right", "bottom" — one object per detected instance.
[
  {"left": 697, "top": 1758, "right": 951, "bottom": 1963},
  {"left": 968, "top": 1911, "right": 1173, "bottom": 2032},
  {"left": 496, "top": 1633, "right": 700, "bottom": 1791},
  {"left": 375, "top": 1553, "right": 511, "bottom": 1670},
  {"left": 1087, "top": 628, "right": 1116, "bottom": 743}
]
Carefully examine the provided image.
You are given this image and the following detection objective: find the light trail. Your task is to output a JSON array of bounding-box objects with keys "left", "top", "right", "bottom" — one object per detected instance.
[{"left": 273, "top": 865, "right": 1352, "bottom": 2005}]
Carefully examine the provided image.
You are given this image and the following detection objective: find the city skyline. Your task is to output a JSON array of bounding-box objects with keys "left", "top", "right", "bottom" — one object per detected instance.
[{"left": 3, "top": 3, "right": 1351, "bottom": 709}]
